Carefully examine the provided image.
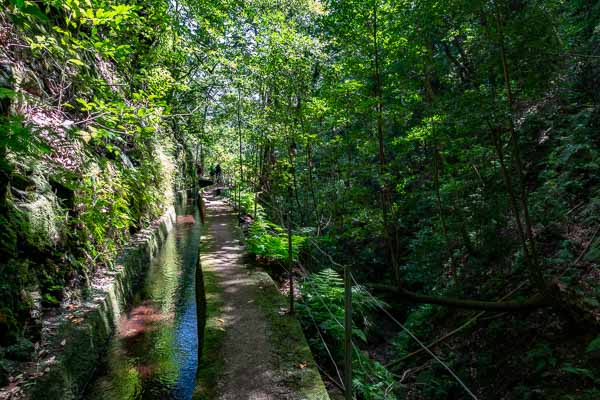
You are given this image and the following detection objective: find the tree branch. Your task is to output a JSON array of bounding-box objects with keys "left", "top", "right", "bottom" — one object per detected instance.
[{"left": 370, "top": 284, "right": 551, "bottom": 311}]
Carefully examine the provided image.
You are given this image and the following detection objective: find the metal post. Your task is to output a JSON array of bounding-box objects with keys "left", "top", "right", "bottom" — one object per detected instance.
[
  {"left": 254, "top": 190, "right": 258, "bottom": 219},
  {"left": 237, "top": 86, "right": 243, "bottom": 219},
  {"left": 288, "top": 213, "right": 294, "bottom": 314},
  {"left": 344, "top": 266, "right": 352, "bottom": 400}
]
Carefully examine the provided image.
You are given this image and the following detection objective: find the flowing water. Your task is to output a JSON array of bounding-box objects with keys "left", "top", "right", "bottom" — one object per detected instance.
[{"left": 86, "top": 196, "right": 204, "bottom": 400}]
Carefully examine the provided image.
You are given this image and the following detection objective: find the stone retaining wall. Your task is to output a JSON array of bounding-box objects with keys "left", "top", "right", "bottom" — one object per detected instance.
[{"left": 21, "top": 206, "right": 176, "bottom": 400}]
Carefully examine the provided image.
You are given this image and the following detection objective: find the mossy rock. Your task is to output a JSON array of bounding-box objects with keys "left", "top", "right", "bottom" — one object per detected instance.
[
  {"left": 0, "top": 61, "right": 13, "bottom": 115},
  {"left": 0, "top": 204, "right": 29, "bottom": 257},
  {"left": 48, "top": 176, "right": 75, "bottom": 210},
  {"left": 0, "top": 214, "right": 18, "bottom": 256},
  {"left": 17, "top": 192, "right": 64, "bottom": 249},
  {"left": 11, "top": 173, "right": 35, "bottom": 191}
]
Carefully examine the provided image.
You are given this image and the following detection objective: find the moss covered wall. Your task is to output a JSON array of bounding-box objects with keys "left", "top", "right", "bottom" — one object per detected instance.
[
  {"left": 0, "top": 1, "right": 193, "bottom": 385},
  {"left": 21, "top": 207, "right": 176, "bottom": 400}
]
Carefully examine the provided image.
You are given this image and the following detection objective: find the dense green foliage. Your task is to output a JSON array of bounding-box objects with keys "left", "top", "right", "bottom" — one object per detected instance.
[
  {"left": 1, "top": 0, "right": 599, "bottom": 398},
  {"left": 298, "top": 269, "right": 395, "bottom": 399},
  {"left": 196, "top": 0, "right": 599, "bottom": 398},
  {"left": 0, "top": 0, "right": 187, "bottom": 351}
]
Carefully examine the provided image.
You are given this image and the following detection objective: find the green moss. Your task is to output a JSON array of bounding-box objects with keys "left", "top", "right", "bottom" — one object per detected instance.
[
  {"left": 22, "top": 194, "right": 62, "bottom": 247},
  {"left": 194, "top": 267, "right": 226, "bottom": 400},
  {"left": 0, "top": 205, "right": 25, "bottom": 257},
  {"left": 253, "top": 272, "right": 329, "bottom": 400}
]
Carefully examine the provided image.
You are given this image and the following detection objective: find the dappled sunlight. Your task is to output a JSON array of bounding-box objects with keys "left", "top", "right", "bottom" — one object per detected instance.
[
  {"left": 2, "top": 0, "right": 595, "bottom": 398},
  {"left": 198, "top": 191, "right": 299, "bottom": 398}
]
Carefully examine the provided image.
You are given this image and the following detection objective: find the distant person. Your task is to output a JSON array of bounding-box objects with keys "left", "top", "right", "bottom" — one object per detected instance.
[
  {"left": 198, "top": 192, "right": 206, "bottom": 224},
  {"left": 215, "top": 164, "right": 222, "bottom": 185}
]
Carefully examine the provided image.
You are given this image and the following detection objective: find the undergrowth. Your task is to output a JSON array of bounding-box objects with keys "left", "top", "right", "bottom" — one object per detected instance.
[{"left": 298, "top": 269, "right": 396, "bottom": 400}]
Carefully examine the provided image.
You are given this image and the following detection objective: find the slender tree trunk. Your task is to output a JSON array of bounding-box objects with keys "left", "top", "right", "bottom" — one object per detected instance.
[
  {"left": 237, "top": 86, "right": 243, "bottom": 214},
  {"left": 288, "top": 212, "right": 294, "bottom": 314},
  {"left": 492, "top": 1, "right": 545, "bottom": 291},
  {"left": 286, "top": 126, "right": 304, "bottom": 224},
  {"left": 306, "top": 139, "right": 319, "bottom": 223},
  {"left": 479, "top": 7, "right": 548, "bottom": 296},
  {"left": 432, "top": 139, "right": 456, "bottom": 279},
  {"left": 489, "top": 123, "right": 533, "bottom": 267},
  {"left": 432, "top": 141, "right": 450, "bottom": 248},
  {"left": 343, "top": 266, "right": 353, "bottom": 400},
  {"left": 200, "top": 104, "right": 208, "bottom": 173},
  {"left": 372, "top": 1, "right": 400, "bottom": 286}
]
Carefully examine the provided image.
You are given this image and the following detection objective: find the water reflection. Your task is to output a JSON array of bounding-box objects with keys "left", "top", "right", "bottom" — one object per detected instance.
[{"left": 86, "top": 199, "right": 202, "bottom": 400}]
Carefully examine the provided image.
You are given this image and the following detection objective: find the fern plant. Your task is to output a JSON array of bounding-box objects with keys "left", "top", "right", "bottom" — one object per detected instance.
[
  {"left": 245, "top": 219, "right": 305, "bottom": 262},
  {"left": 298, "top": 269, "right": 396, "bottom": 399}
]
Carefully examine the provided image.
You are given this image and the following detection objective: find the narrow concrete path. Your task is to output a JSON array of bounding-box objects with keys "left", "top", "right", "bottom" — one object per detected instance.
[
  {"left": 197, "top": 191, "right": 329, "bottom": 400},
  {"left": 201, "top": 192, "right": 284, "bottom": 399}
]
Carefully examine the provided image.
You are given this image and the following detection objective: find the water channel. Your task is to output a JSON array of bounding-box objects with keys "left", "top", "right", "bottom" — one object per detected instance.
[{"left": 85, "top": 195, "right": 204, "bottom": 400}]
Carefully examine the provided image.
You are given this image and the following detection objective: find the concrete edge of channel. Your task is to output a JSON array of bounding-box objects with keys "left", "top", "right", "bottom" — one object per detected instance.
[
  {"left": 21, "top": 205, "right": 177, "bottom": 400},
  {"left": 252, "top": 269, "right": 331, "bottom": 400}
]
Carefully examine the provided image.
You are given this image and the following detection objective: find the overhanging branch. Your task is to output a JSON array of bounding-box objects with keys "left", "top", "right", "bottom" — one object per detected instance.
[{"left": 370, "top": 284, "right": 552, "bottom": 312}]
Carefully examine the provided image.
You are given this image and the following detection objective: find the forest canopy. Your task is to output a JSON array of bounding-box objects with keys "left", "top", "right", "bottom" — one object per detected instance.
[{"left": 1, "top": 0, "right": 599, "bottom": 398}]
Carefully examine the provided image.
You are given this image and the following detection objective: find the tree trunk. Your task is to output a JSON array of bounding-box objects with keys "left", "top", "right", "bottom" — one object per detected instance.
[
  {"left": 372, "top": 1, "right": 401, "bottom": 286},
  {"left": 492, "top": 1, "right": 546, "bottom": 292},
  {"left": 370, "top": 284, "right": 551, "bottom": 312}
]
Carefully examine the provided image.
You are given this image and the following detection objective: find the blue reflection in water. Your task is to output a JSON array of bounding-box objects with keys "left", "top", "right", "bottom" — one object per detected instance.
[
  {"left": 173, "top": 296, "right": 198, "bottom": 399},
  {"left": 86, "top": 197, "right": 203, "bottom": 400}
]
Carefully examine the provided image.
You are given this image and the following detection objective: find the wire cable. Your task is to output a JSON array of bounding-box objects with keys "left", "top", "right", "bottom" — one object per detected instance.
[
  {"left": 229, "top": 189, "right": 479, "bottom": 398},
  {"left": 350, "top": 272, "right": 479, "bottom": 400}
]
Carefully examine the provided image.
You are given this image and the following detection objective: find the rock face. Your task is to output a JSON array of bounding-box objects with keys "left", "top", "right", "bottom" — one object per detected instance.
[
  {"left": 0, "top": 61, "right": 12, "bottom": 212},
  {"left": 0, "top": 62, "right": 12, "bottom": 115},
  {"left": 0, "top": 8, "right": 178, "bottom": 363}
]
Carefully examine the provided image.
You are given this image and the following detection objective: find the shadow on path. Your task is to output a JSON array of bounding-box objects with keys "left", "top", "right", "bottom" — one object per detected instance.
[{"left": 198, "top": 192, "right": 289, "bottom": 400}]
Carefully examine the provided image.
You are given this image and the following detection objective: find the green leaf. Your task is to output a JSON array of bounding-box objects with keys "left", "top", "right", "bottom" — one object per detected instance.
[
  {"left": 12, "top": 2, "right": 49, "bottom": 21},
  {"left": 0, "top": 88, "right": 17, "bottom": 99},
  {"left": 562, "top": 364, "right": 595, "bottom": 380},
  {"left": 67, "top": 58, "right": 86, "bottom": 67},
  {"left": 586, "top": 336, "right": 600, "bottom": 353}
]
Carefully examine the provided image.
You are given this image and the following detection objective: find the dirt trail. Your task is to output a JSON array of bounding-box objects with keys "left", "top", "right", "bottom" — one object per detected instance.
[{"left": 199, "top": 191, "right": 292, "bottom": 399}]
